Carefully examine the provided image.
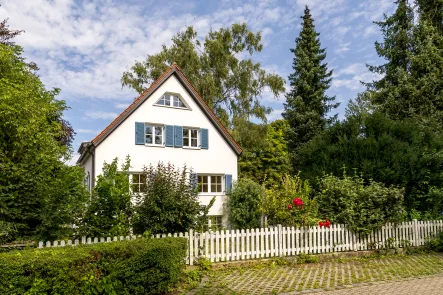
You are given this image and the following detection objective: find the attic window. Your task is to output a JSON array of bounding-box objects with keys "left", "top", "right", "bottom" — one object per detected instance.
[{"left": 155, "top": 93, "right": 187, "bottom": 109}]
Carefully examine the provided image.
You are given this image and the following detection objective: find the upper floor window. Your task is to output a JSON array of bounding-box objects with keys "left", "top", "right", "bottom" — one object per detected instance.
[
  {"left": 183, "top": 128, "right": 199, "bottom": 148},
  {"left": 145, "top": 124, "right": 163, "bottom": 145},
  {"left": 155, "top": 93, "right": 187, "bottom": 109}
]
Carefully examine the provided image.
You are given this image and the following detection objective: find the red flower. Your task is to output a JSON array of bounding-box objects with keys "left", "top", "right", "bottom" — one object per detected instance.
[
  {"left": 319, "top": 219, "right": 331, "bottom": 228},
  {"left": 287, "top": 204, "right": 292, "bottom": 210},
  {"left": 292, "top": 198, "right": 305, "bottom": 207}
]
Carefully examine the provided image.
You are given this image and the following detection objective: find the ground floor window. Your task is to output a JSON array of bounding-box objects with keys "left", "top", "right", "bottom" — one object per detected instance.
[
  {"left": 207, "top": 215, "right": 223, "bottom": 231},
  {"left": 131, "top": 173, "right": 147, "bottom": 193},
  {"left": 198, "top": 175, "right": 223, "bottom": 193}
]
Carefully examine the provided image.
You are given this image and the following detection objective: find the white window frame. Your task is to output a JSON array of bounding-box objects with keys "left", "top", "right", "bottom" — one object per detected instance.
[
  {"left": 208, "top": 215, "right": 223, "bottom": 231},
  {"left": 130, "top": 173, "right": 146, "bottom": 194},
  {"left": 198, "top": 174, "right": 224, "bottom": 195},
  {"left": 154, "top": 93, "right": 189, "bottom": 110},
  {"left": 145, "top": 123, "right": 164, "bottom": 146},
  {"left": 183, "top": 127, "right": 200, "bottom": 148}
]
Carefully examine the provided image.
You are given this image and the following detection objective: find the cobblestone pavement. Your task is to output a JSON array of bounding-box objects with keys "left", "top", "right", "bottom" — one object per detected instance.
[
  {"left": 309, "top": 275, "right": 443, "bottom": 295},
  {"left": 190, "top": 253, "right": 443, "bottom": 295}
]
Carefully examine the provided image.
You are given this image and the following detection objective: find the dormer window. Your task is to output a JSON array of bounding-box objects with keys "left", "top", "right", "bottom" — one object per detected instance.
[{"left": 155, "top": 93, "right": 188, "bottom": 109}]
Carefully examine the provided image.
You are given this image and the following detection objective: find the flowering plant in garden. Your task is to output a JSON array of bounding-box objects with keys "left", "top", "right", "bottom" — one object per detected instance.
[
  {"left": 292, "top": 197, "right": 304, "bottom": 208},
  {"left": 261, "top": 174, "right": 319, "bottom": 227},
  {"left": 318, "top": 218, "right": 331, "bottom": 228}
]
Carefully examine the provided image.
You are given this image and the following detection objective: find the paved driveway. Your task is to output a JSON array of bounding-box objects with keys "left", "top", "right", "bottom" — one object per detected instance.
[
  {"left": 189, "top": 253, "right": 443, "bottom": 295},
  {"left": 310, "top": 275, "right": 443, "bottom": 295}
]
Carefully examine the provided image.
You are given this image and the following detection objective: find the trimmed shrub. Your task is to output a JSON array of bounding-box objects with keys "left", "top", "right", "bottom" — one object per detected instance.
[
  {"left": 228, "top": 178, "right": 262, "bottom": 229},
  {"left": 0, "top": 237, "right": 187, "bottom": 295},
  {"left": 317, "top": 172, "right": 405, "bottom": 235}
]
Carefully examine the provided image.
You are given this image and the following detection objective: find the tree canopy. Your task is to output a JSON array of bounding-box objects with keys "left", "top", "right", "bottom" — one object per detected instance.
[
  {"left": 121, "top": 23, "right": 285, "bottom": 129},
  {"left": 0, "top": 20, "right": 87, "bottom": 241}
]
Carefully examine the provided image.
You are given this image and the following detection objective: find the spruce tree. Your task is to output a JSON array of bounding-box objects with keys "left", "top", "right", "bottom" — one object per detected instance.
[
  {"left": 368, "top": 0, "right": 443, "bottom": 126},
  {"left": 367, "top": 0, "right": 414, "bottom": 95},
  {"left": 416, "top": 0, "right": 443, "bottom": 32},
  {"left": 282, "top": 6, "right": 338, "bottom": 172}
]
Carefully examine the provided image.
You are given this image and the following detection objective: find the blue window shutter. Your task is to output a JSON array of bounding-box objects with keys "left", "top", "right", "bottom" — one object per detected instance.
[
  {"left": 174, "top": 125, "right": 183, "bottom": 147},
  {"left": 165, "top": 125, "right": 174, "bottom": 147},
  {"left": 190, "top": 173, "right": 198, "bottom": 191},
  {"left": 201, "top": 128, "right": 209, "bottom": 149},
  {"left": 135, "top": 122, "right": 145, "bottom": 145},
  {"left": 225, "top": 174, "right": 232, "bottom": 194}
]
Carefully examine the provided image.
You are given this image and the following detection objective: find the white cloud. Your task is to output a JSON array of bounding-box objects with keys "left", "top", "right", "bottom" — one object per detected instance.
[
  {"left": 267, "top": 109, "right": 284, "bottom": 122},
  {"left": 335, "top": 41, "right": 351, "bottom": 54},
  {"left": 294, "top": 0, "right": 347, "bottom": 20},
  {"left": 77, "top": 129, "right": 100, "bottom": 134},
  {"left": 65, "top": 154, "right": 80, "bottom": 166},
  {"left": 114, "top": 103, "right": 130, "bottom": 109},
  {"left": 0, "top": 0, "right": 295, "bottom": 103},
  {"left": 332, "top": 63, "right": 380, "bottom": 90},
  {"left": 84, "top": 111, "right": 118, "bottom": 120}
]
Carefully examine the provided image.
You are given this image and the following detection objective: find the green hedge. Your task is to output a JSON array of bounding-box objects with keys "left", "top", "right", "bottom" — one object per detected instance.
[{"left": 0, "top": 237, "right": 187, "bottom": 295}]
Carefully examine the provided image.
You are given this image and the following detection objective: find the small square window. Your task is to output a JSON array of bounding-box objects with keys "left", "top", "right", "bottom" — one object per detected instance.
[
  {"left": 132, "top": 173, "right": 147, "bottom": 193},
  {"left": 145, "top": 124, "right": 163, "bottom": 146},
  {"left": 183, "top": 128, "right": 199, "bottom": 147}
]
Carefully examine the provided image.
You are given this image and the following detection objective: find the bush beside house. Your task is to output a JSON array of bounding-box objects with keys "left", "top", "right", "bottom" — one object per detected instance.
[{"left": 0, "top": 237, "right": 187, "bottom": 295}]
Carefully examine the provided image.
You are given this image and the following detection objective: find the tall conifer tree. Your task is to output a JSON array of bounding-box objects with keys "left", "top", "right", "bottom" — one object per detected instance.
[
  {"left": 368, "top": 0, "right": 443, "bottom": 126},
  {"left": 416, "top": 0, "right": 443, "bottom": 32},
  {"left": 283, "top": 6, "right": 337, "bottom": 172},
  {"left": 367, "top": 0, "right": 414, "bottom": 95}
]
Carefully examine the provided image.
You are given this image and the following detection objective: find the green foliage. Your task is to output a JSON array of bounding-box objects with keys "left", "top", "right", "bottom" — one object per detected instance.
[
  {"left": 425, "top": 231, "right": 443, "bottom": 252},
  {"left": 283, "top": 6, "right": 338, "bottom": 172},
  {"left": 196, "top": 257, "right": 212, "bottom": 271},
  {"left": 82, "top": 157, "right": 132, "bottom": 237},
  {"left": 297, "top": 111, "right": 443, "bottom": 217},
  {"left": 239, "top": 119, "right": 290, "bottom": 187},
  {"left": 316, "top": 172, "right": 405, "bottom": 235},
  {"left": 227, "top": 178, "right": 262, "bottom": 229},
  {"left": 261, "top": 174, "right": 318, "bottom": 227},
  {"left": 367, "top": 0, "right": 414, "bottom": 93},
  {"left": 121, "top": 23, "right": 285, "bottom": 128},
  {"left": 416, "top": 0, "right": 443, "bottom": 32},
  {"left": 132, "top": 163, "right": 213, "bottom": 235},
  {"left": 0, "top": 237, "right": 187, "bottom": 295},
  {"left": 0, "top": 34, "right": 87, "bottom": 241},
  {"left": 367, "top": 0, "right": 443, "bottom": 128}
]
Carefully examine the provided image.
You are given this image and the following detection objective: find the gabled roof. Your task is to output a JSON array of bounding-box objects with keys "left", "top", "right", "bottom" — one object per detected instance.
[{"left": 80, "top": 63, "right": 242, "bottom": 161}]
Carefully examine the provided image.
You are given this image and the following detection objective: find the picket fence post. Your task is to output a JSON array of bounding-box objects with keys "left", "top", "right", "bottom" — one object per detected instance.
[
  {"left": 278, "top": 224, "right": 283, "bottom": 257},
  {"left": 413, "top": 219, "right": 418, "bottom": 246},
  {"left": 189, "top": 229, "right": 194, "bottom": 266}
]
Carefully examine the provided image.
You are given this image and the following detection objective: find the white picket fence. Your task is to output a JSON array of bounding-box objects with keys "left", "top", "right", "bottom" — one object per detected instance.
[{"left": 39, "top": 220, "right": 443, "bottom": 265}]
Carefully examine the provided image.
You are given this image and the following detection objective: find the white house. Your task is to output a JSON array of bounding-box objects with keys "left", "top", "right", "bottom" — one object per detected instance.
[{"left": 77, "top": 63, "right": 242, "bottom": 228}]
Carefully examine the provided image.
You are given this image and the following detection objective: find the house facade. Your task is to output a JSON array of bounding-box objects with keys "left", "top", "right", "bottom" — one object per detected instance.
[{"left": 77, "top": 63, "right": 242, "bottom": 227}]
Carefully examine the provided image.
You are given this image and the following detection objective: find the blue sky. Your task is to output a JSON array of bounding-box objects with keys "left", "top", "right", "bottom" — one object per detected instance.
[{"left": 1, "top": 0, "right": 394, "bottom": 164}]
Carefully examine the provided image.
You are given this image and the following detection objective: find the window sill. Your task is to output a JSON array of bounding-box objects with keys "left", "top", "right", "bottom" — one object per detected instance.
[
  {"left": 183, "top": 146, "right": 201, "bottom": 150},
  {"left": 144, "top": 144, "right": 165, "bottom": 148},
  {"left": 198, "top": 193, "right": 225, "bottom": 196},
  {"left": 153, "top": 104, "right": 190, "bottom": 111}
]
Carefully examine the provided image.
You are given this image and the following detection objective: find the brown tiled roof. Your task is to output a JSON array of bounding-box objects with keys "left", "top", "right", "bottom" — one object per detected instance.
[{"left": 89, "top": 63, "right": 242, "bottom": 154}]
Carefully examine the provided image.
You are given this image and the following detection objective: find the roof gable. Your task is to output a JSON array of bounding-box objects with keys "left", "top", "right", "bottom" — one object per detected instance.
[{"left": 89, "top": 63, "right": 242, "bottom": 155}]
